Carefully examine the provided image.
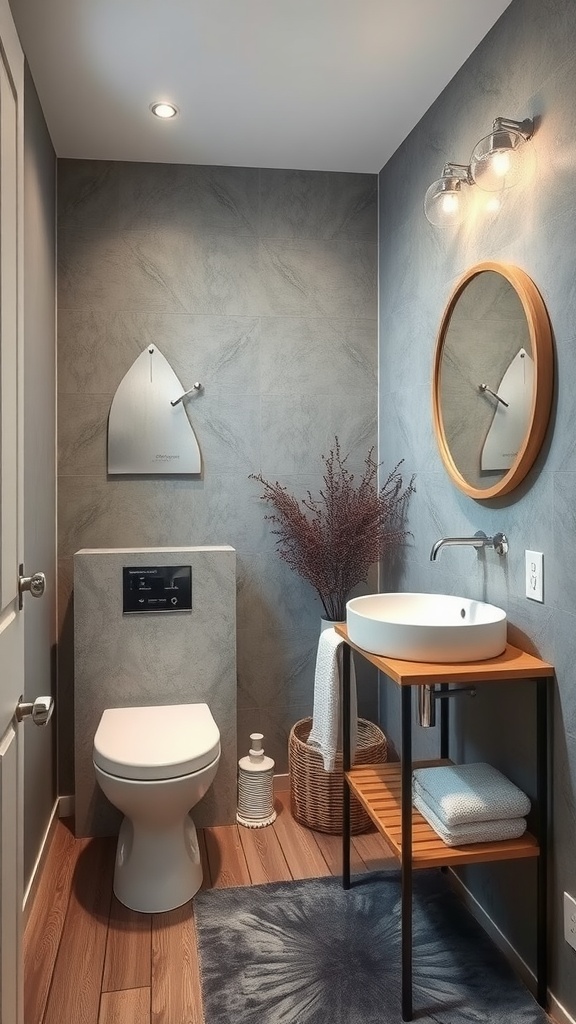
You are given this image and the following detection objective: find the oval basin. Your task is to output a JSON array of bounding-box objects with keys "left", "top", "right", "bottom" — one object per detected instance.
[{"left": 346, "top": 593, "right": 507, "bottom": 663}]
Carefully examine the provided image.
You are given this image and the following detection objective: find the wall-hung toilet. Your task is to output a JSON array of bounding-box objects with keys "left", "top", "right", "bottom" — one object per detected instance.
[{"left": 93, "top": 702, "right": 220, "bottom": 913}]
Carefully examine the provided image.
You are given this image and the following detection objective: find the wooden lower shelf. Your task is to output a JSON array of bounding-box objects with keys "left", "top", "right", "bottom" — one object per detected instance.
[{"left": 346, "top": 761, "right": 539, "bottom": 870}]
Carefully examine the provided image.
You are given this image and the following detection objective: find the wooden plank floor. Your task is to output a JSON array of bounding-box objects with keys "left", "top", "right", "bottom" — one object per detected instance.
[{"left": 25, "top": 792, "right": 396, "bottom": 1024}]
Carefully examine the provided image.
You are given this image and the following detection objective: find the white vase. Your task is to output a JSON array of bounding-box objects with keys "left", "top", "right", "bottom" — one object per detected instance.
[{"left": 320, "top": 618, "right": 345, "bottom": 633}]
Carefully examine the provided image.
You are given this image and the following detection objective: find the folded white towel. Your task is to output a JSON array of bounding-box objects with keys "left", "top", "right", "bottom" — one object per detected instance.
[
  {"left": 412, "top": 763, "right": 531, "bottom": 827},
  {"left": 308, "top": 628, "right": 358, "bottom": 772},
  {"left": 413, "top": 792, "right": 527, "bottom": 846}
]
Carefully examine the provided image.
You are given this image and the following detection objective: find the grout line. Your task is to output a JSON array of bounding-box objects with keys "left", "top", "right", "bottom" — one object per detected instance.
[
  {"left": 235, "top": 825, "right": 251, "bottom": 885},
  {"left": 96, "top": 842, "right": 116, "bottom": 1023},
  {"left": 237, "top": 825, "right": 254, "bottom": 885},
  {"left": 276, "top": 829, "right": 292, "bottom": 881},
  {"left": 311, "top": 830, "right": 333, "bottom": 876},
  {"left": 40, "top": 842, "right": 77, "bottom": 1024},
  {"left": 148, "top": 902, "right": 152, "bottom": 1009},
  {"left": 200, "top": 829, "right": 213, "bottom": 889}
]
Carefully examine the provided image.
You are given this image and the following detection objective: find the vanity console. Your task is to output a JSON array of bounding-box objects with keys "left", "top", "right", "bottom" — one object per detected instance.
[{"left": 335, "top": 625, "right": 554, "bottom": 1023}]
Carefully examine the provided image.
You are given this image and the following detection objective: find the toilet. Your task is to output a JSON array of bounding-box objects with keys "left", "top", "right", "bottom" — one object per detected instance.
[{"left": 93, "top": 702, "right": 220, "bottom": 913}]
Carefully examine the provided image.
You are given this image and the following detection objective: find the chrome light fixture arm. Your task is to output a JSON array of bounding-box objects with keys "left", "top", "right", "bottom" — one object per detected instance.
[
  {"left": 492, "top": 116, "right": 534, "bottom": 140},
  {"left": 442, "top": 162, "right": 474, "bottom": 185}
]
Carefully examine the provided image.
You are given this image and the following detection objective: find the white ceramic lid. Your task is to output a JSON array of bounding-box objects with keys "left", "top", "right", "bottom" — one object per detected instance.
[{"left": 93, "top": 703, "right": 220, "bottom": 781}]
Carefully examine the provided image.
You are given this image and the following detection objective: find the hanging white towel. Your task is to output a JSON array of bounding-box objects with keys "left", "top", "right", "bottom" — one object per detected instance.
[{"left": 308, "top": 628, "right": 358, "bottom": 772}]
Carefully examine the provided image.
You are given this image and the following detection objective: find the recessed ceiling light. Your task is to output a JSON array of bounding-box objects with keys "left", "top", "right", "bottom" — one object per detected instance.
[{"left": 150, "top": 102, "right": 178, "bottom": 120}]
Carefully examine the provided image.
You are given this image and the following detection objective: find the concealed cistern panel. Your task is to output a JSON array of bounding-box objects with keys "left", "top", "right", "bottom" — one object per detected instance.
[{"left": 122, "top": 565, "right": 192, "bottom": 613}]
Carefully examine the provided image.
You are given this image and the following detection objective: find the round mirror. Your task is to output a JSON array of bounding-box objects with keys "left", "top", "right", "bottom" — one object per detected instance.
[{"left": 432, "top": 262, "right": 553, "bottom": 499}]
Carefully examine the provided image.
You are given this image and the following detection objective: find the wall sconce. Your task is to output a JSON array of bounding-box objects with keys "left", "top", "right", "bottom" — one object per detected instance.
[
  {"left": 470, "top": 117, "right": 534, "bottom": 191},
  {"left": 424, "top": 163, "right": 472, "bottom": 227},
  {"left": 424, "top": 116, "right": 535, "bottom": 226}
]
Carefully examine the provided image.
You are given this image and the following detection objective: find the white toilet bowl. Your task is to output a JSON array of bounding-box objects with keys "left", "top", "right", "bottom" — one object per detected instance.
[{"left": 93, "top": 703, "right": 220, "bottom": 913}]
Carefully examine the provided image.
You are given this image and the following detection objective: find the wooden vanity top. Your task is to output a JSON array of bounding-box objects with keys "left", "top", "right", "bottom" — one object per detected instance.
[{"left": 334, "top": 624, "right": 554, "bottom": 686}]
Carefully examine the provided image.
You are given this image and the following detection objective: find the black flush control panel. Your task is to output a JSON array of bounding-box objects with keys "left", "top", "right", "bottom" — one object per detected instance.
[{"left": 123, "top": 566, "right": 192, "bottom": 613}]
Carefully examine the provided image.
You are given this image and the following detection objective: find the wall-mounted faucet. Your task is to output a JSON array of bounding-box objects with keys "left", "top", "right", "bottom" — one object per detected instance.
[{"left": 430, "top": 530, "right": 508, "bottom": 561}]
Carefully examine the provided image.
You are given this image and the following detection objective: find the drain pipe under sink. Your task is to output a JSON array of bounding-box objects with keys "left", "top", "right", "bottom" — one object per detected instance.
[{"left": 418, "top": 684, "right": 477, "bottom": 728}]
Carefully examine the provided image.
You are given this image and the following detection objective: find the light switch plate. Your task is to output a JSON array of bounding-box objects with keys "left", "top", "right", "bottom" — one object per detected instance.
[
  {"left": 564, "top": 891, "right": 576, "bottom": 951},
  {"left": 525, "top": 550, "right": 543, "bottom": 602}
]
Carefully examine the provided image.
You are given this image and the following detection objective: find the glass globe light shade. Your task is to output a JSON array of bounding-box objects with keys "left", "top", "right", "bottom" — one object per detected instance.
[
  {"left": 470, "top": 128, "right": 529, "bottom": 191},
  {"left": 424, "top": 175, "right": 469, "bottom": 227}
]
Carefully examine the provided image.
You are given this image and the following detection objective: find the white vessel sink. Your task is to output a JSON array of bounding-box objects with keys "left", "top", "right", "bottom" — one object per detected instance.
[{"left": 346, "top": 593, "right": 507, "bottom": 663}]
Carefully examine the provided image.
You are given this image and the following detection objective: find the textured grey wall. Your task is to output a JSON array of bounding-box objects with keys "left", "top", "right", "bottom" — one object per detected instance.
[
  {"left": 378, "top": 0, "right": 576, "bottom": 1013},
  {"left": 57, "top": 162, "right": 378, "bottom": 793},
  {"left": 23, "top": 65, "right": 57, "bottom": 889},
  {"left": 74, "top": 547, "right": 237, "bottom": 837}
]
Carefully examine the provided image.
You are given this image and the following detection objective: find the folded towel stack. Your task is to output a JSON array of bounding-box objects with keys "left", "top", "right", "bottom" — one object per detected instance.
[{"left": 412, "top": 762, "right": 531, "bottom": 846}]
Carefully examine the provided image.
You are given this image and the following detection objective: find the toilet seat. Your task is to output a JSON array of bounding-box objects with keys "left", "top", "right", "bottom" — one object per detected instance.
[{"left": 93, "top": 703, "right": 220, "bottom": 781}]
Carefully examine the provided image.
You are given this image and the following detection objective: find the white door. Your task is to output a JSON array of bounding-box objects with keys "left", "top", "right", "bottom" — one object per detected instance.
[{"left": 0, "top": 3, "right": 25, "bottom": 1022}]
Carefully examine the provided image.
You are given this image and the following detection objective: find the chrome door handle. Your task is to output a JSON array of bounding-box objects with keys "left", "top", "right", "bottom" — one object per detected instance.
[
  {"left": 15, "top": 695, "right": 54, "bottom": 726},
  {"left": 18, "top": 563, "right": 46, "bottom": 609}
]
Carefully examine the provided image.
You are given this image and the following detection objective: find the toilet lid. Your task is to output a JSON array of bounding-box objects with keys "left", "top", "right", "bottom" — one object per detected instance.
[{"left": 93, "top": 703, "right": 220, "bottom": 781}]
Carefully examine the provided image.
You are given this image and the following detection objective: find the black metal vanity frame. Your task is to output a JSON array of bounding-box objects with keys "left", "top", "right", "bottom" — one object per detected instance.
[{"left": 338, "top": 632, "right": 553, "bottom": 1022}]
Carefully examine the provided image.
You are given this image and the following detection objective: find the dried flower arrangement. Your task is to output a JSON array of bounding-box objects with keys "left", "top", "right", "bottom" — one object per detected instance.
[{"left": 250, "top": 438, "right": 415, "bottom": 622}]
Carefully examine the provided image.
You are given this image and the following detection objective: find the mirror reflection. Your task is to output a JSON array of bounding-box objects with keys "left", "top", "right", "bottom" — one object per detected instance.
[{"left": 438, "top": 271, "right": 533, "bottom": 490}]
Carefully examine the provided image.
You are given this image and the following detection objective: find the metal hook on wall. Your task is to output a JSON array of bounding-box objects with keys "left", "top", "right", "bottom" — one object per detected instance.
[{"left": 171, "top": 382, "right": 203, "bottom": 406}]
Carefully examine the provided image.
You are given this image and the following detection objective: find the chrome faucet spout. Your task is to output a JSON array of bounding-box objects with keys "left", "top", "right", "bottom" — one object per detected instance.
[{"left": 430, "top": 530, "right": 508, "bottom": 561}]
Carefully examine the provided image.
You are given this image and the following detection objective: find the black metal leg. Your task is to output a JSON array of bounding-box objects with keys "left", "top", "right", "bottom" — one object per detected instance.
[
  {"left": 342, "top": 642, "right": 351, "bottom": 890},
  {"left": 536, "top": 677, "right": 549, "bottom": 1007},
  {"left": 439, "top": 684, "right": 450, "bottom": 873},
  {"left": 440, "top": 683, "right": 449, "bottom": 761},
  {"left": 401, "top": 686, "right": 413, "bottom": 1021}
]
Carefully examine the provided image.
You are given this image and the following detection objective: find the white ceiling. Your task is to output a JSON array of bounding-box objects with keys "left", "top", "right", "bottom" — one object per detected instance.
[{"left": 10, "top": 0, "right": 512, "bottom": 173}]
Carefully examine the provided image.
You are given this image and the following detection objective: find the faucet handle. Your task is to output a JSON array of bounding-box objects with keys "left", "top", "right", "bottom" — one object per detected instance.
[
  {"left": 475, "top": 530, "right": 508, "bottom": 555},
  {"left": 492, "top": 532, "right": 508, "bottom": 555}
]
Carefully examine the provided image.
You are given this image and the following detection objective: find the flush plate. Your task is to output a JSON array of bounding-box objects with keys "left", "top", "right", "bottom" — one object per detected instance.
[{"left": 123, "top": 565, "right": 192, "bottom": 613}]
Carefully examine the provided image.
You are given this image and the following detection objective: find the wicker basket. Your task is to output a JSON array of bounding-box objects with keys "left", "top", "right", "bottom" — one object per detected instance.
[{"left": 288, "top": 717, "right": 388, "bottom": 835}]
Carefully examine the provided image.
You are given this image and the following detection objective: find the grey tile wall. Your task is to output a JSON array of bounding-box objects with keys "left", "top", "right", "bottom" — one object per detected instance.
[
  {"left": 378, "top": 0, "right": 576, "bottom": 1014},
  {"left": 57, "top": 162, "right": 378, "bottom": 794}
]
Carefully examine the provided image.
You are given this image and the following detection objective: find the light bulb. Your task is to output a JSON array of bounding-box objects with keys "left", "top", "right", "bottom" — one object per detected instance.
[
  {"left": 470, "top": 127, "right": 532, "bottom": 191},
  {"left": 424, "top": 174, "right": 469, "bottom": 227},
  {"left": 441, "top": 192, "right": 459, "bottom": 215},
  {"left": 490, "top": 150, "right": 511, "bottom": 177},
  {"left": 150, "top": 102, "right": 178, "bottom": 119}
]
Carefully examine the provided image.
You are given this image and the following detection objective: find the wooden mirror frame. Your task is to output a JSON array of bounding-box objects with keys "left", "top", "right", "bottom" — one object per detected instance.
[{"left": 432, "top": 261, "right": 553, "bottom": 500}]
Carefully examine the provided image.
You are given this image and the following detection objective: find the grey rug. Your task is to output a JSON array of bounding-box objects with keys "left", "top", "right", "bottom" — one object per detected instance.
[{"left": 194, "top": 870, "right": 551, "bottom": 1023}]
